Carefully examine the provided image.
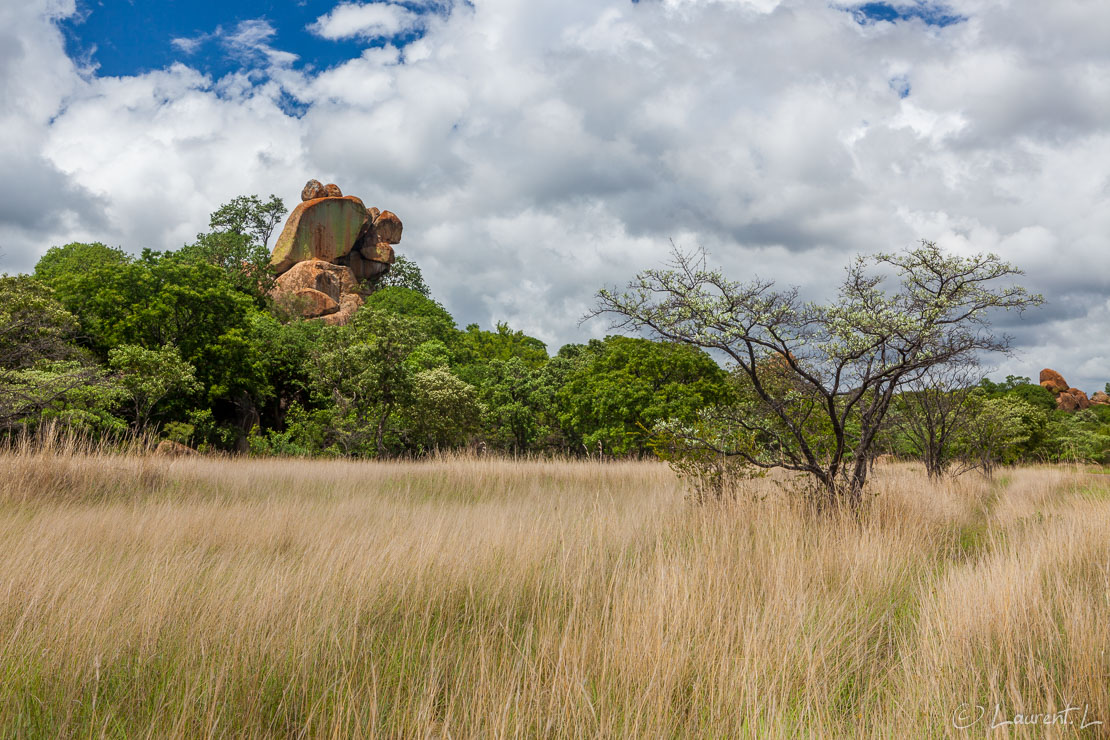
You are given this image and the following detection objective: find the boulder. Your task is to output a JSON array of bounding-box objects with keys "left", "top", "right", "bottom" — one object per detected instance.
[
  {"left": 320, "top": 292, "right": 364, "bottom": 326},
  {"left": 155, "top": 439, "right": 196, "bottom": 456},
  {"left": 346, "top": 249, "right": 391, "bottom": 283},
  {"left": 1057, "top": 388, "right": 1091, "bottom": 411},
  {"left": 361, "top": 242, "right": 396, "bottom": 265},
  {"left": 1091, "top": 391, "right": 1110, "bottom": 405},
  {"left": 270, "top": 197, "right": 370, "bottom": 274},
  {"left": 301, "top": 179, "right": 327, "bottom": 201},
  {"left": 372, "top": 210, "right": 403, "bottom": 244},
  {"left": 1039, "top": 368, "right": 1069, "bottom": 394},
  {"left": 324, "top": 183, "right": 343, "bottom": 197},
  {"left": 272, "top": 259, "right": 357, "bottom": 304},
  {"left": 292, "top": 288, "right": 340, "bottom": 318}
]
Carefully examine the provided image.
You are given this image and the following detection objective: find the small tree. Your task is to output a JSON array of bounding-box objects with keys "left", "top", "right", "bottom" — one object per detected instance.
[
  {"left": 378, "top": 254, "right": 431, "bottom": 296},
  {"left": 959, "top": 391, "right": 1033, "bottom": 477},
  {"left": 108, "top": 343, "right": 200, "bottom": 433},
  {"left": 593, "top": 241, "right": 1042, "bottom": 509},
  {"left": 889, "top": 362, "right": 979, "bottom": 479},
  {"left": 208, "top": 194, "right": 287, "bottom": 248}
]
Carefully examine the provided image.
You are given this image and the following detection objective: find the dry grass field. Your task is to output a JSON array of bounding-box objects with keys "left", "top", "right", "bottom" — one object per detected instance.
[{"left": 1, "top": 444, "right": 1108, "bottom": 738}]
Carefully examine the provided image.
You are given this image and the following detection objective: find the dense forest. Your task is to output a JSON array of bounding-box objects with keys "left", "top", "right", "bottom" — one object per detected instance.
[{"left": 3, "top": 194, "right": 1110, "bottom": 467}]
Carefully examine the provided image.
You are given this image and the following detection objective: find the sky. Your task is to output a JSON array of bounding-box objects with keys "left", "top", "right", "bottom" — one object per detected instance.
[{"left": 3, "top": 0, "right": 1109, "bottom": 390}]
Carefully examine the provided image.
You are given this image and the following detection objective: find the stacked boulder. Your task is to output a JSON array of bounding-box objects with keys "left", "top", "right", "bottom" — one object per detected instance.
[
  {"left": 269, "top": 179, "right": 403, "bottom": 325},
  {"left": 1038, "top": 368, "right": 1098, "bottom": 411}
]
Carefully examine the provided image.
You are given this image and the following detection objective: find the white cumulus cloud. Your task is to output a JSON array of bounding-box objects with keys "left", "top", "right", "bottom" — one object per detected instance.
[
  {"left": 309, "top": 2, "right": 424, "bottom": 41},
  {"left": 3, "top": 0, "right": 1110, "bottom": 388}
]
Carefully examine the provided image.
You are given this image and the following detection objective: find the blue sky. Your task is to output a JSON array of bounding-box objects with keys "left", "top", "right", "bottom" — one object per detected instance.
[
  {"left": 5, "top": 0, "right": 1110, "bottom": 389},
  {"left": 61, "top": 0, "right": 434, "bottom": 78}
]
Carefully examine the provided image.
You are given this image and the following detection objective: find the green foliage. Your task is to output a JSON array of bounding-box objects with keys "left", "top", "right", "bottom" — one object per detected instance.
[
  {"left": 456, "top": 322, "right": 548, "bottom": 385},
  {"left": 648, "top": 417, "right": 762, "bottom": 503},
  {"left": 363, "top": 287, "right": 458, "bottom": 346},
  {"left": 0, "top": 275, "right": 79, "bottom": 370},
  {"left": 556, "top": 336, "right": 732, "bottom": 456},
  {"left": 476, "top": 357, "right": 557, "bottom": 453},
  {"left": 961, "top": 391, "right": 1034, "bottom": 476},
  {"left": 208, "top": 194, "right": 287, "bottom": 248},
  {"left": 404, "top": 367, "right": 483, "bottom": 450},
  {"left": 108, "top": 343, "right": 200, "bottom": 433},
  {"left": 378, "top": 254, "right": 430, "bottom": 296},
  {"left": 179, "top": 231, "right": 274, "bottom": 302}
]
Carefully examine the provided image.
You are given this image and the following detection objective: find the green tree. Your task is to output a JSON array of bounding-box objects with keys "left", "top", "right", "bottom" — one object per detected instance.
[
  {"left": 556, "top": 336, "right": 733, "bottom": 456},
  {"left": 456, "top": 321, "right": 548, "bottom": 385},
  {"left": 33, "top": 243, "right": 136, "bottom": 354},
  {"left": 310, "top": 309, "right": 426, "bottom": 455},
  {"left": 960, "top": 392, "right": 1034, "bottom": 477},
  {"left": 404, "top": 367, "right": 483, "bottom": 450},
  {"left": 208, "top": 194, "right": 287, "bottom": 248},
  {"left": 363, "top": 287, "right": 458, "bottom": 346},
  {"left": 108, "top": 343, "right": 200, "bottom": 433},
  {"left": 593, "top": 242, "right": 1042, "bottom": 507},
  {"left": 378, "top": 254, "right": 430, "bottom": 296},
  {"left": 0, "top": 275, "right": 121, "bottom": 433},
  {"left": 476, "top": 357, "right": 554, "bottom": 453}
]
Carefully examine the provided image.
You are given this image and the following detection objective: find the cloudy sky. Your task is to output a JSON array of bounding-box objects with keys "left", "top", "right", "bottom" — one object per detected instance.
[{"left": 3, "top": 0, "right": 1109, "bottom": 388}]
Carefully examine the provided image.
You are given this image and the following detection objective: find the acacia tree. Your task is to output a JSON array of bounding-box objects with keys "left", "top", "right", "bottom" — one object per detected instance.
[
  {"left": 593, "top": 241, "right": 1042, "bottom": 509},
  {"left": 888, "top": 361, "right": 980, "bottom": 479}
]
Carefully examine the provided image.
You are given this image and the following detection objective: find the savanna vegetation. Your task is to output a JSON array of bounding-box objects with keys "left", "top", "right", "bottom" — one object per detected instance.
[
  {"left": 4, "top": 194, "right": 1110, "bottom": 489},
  {"left": 4, "top": 195, "right": 1110, "bottom": 735},
  {"left": 0, "top": 444, "right": 1107, "bottom": 736}
]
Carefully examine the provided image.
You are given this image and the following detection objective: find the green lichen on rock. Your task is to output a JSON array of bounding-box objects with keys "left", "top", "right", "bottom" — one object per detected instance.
[{"left": 270, "top": 197, "right": 369, "bottom": 274}]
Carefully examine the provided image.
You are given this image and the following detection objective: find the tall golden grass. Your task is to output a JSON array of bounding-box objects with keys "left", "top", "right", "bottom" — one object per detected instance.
[{"left": 0, "top": 443, "right": 1107, "bottom": 737}]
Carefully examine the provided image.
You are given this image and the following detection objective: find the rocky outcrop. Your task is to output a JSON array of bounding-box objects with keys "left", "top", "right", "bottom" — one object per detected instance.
[
  {"left": 1039, "top": 368, "right": 1069, "bottom": 394},
  {"left": 1038, "top": 369, "right": 1094, "bottom": 411},
  {"left": 1091, "top": 391, "right": 1110, "bottom": 406},
  {"left": 1057, "top": 388, "right": 1091, "bottom": 411},
  {"left": 269, "top": 180, "right": 403, "bottom": 325}
]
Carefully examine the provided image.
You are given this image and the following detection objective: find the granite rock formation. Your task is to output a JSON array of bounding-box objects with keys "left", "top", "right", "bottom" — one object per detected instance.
[
  {"left": 269, "top": 180, "right": 402, "bottom": 325},
  {"left": 1038, "top": 369, "right": 1092, "bottom": 411}
]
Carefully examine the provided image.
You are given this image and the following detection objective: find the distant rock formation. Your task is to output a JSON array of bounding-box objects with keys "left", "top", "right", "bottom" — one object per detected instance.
[
  {"left": 269, "top": 180, "right": 402, "bottom": 325},
  {"left": 1039, "top": 368, "right": 1068, "bottom": 394},
  {"left": 1091, "top": 391, "right": 1110, "bottom": 406},
  {"left": 1039, "top": 369, "right": 1092, "bottom": 411}
]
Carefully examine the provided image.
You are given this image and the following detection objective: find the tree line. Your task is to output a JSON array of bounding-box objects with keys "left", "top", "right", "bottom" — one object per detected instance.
[{"left": 2, "top": 194, "right": 1108, "bottom": 506}]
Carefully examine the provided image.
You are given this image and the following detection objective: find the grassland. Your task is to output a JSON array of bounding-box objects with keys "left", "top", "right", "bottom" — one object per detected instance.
[{"left": 0, "top": 445, "right": 1108, "bottom": 738}]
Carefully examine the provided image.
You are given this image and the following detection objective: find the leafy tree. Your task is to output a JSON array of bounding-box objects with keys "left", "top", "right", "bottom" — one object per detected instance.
[
  {"left": 310, "top": 309, "right": 426, "bottom": 455},
  {"left": 960, "top": 392, "right": 1034, "bottom": 477},
  {"left": 0, "top": 276, "right": 121, "bottom": 433},
  {"left": 476, "top": 357, "right": 554, "bottom": 453},
  {"left": 33, "top": 243, "right": 136, "bottom": 354},
  {"left": 404, "top": 368, "right": 483, "bottom": 450},
  {"left": 456, "top": 322, "right": 548, "bottom": 384},
  {"left": 593, "top": 242, "right": 1043, "bottom": 508},
  {"left": 0, "top": 275, "right": 79, "bottom": 370},
  {"left": 363, "top": 287, "right": 458, "bottom": 346},
  {"left": 889, "top": 363, "right": 979, "bottom": 478},
  {"left": 108, "top": 343, "right": 200, "bottom": 433},
  {"left": 378, "top": 254, "right": 430, "bottom": 296},
  {"left": 556, "top": 336, "right": 733, "bottom": 456},
  {"left": 208, "top": 194, "right": 287, "bottom": 248},
  {"left": 180, "top": 231, "right": 273, "bottom": 301}
]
